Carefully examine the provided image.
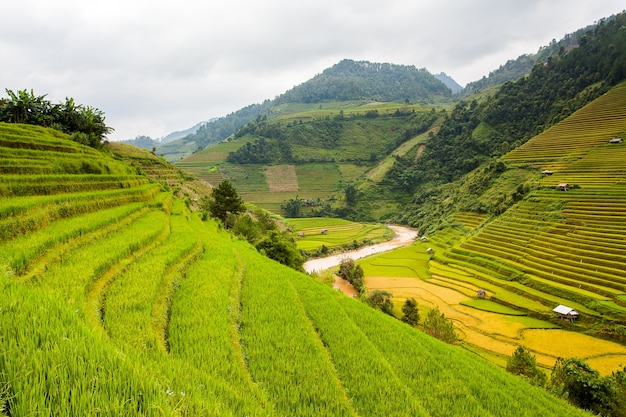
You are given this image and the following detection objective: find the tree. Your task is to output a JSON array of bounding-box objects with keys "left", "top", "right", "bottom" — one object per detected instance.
[
  {"left": 281, "top": 196, "right": 303, "bottom": 217},
  {"left": 345, "top": 184, "right": 358, "bottom": 207},
  {"left": 366, "top": 290, "right": 394, "bottom": 315},
  {"left": 549, "top": 357, "right": 621, "bottom": 417},
  {"left": 423, "top": 307, "right": 457, "bottom": 344},
  {"left": 401, "top": 298, "right": 420, "bottom": 327},
  {"left": 255, "top": 230, "right": 305, "bottom": 271},
  {"left": 337, "top": 258, "right": 365, "bottom": 295},
  {"left": 207, "top": 180, "right": 245, "bottom": 227},
  {"left": 506, "top": 346, "right": 546, "bottom": 386}
]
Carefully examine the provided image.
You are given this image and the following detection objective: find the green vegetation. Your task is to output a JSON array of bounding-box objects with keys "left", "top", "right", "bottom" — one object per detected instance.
[
  {"left": 0, "top": 89, "right": 112, "bottom": 148},
  {"left": 401, "top": 298, "right": 420, "bottom": 326},
  {"left": 423, "top": 307, "right": 458, "bottom": 344},
  {"left": 338, "top": 258, "right": 365, "bottom": 295},
  {"left": 506, "top": 346, "right": 547, "bottom": 386},
  {"left": 0, "top": 122, "right": 598, "bottom": 416},
  {"left": 203, "top": 179, "right": 245, "bottom": 225}
]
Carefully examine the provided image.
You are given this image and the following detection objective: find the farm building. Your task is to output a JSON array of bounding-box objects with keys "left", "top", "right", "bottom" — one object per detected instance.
[
  {"left": 557, "top": 183, "right": 570, "bottom": 191},
  {"left": 609, "top": 137, "right": 623, "bottom": 144},
  {"left": 553, "top": 305, "right": 579, "bottom": 322},
  {"left": 542, "top": 170, "right": 553, "bottom": 175},
  {"left": 477, "top": 289, "right": 486, "bottom": 298},
  {"left": 426, "top": 248, "right": 434, "bottom": 254}
]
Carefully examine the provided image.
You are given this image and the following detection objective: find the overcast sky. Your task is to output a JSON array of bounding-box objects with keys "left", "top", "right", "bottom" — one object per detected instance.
[{"left": 1, "top": 1, "right": 624, "bottom": 141}]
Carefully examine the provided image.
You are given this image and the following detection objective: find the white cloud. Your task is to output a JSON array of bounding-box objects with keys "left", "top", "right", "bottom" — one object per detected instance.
[{"left": 1, "top": 0, "right": 623, "bottom": 140}]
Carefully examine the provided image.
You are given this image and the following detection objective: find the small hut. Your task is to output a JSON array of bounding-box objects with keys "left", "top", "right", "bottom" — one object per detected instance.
[
  {"left": 321, "top": 229, "right": 328, "bottom": 235},
  {"left": 477, "top": 289, "right": 486, "bottom": 298},
  {"left": 420, "top": 236, "right": 429, "bottom": 242},
  {"left": 426, "top": 248, "right": 434, "bottom": 254},
  {"left": 542, "top": 170, "right": 553, "bottom": 176},
  {"left": 553, "top": 305, "right": 579, "bottom": 322},
  {"left": 297, "top": 232, "right": 305, "bottom": 237},
  {"left": 609, "top": 137, "right": 623, "bottom": 144},
  {"left": 557, "top": 183, "right": 570, "bottom": 191}
]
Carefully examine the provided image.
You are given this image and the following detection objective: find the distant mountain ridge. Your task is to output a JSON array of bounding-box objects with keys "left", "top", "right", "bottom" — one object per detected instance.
[
  {"left": 434, "top": 72, "right": 463, "bottom": 94},
  {"left": 156, "top": 60, "right": 453, "bottom": 161},
  {"left": 121, "top": 120, "right": 213, "bottom": 150}
]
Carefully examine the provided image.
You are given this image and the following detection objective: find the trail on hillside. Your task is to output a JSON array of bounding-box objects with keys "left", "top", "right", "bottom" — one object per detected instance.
[{"left": 303, "top": 225, "right": 417, "bottom": 274}]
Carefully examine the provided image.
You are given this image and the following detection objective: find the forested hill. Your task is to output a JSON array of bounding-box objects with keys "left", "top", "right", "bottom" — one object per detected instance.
[
  {"left": 157, "top": 60, "right": 451, "bottom": 161},
  {"left": 388, "top": 11, "right": 626, "bottom": 229},
  {"left": 463, "top": 19, "right": 600, "bottom": 94},
  {"left": 275, "top": 59, "right": 452, "bottom": 104}
]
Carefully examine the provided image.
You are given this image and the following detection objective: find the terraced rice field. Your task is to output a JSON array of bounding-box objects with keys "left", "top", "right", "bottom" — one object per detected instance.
[
  {"left": 360, "top": 83, "right": 626, "bottom": 375},
  {"left": 0, "top": 123, "right": 589, "bottom": 416},
  {"left": 287, "top": 217, "right": 391, "bottom": 251}
]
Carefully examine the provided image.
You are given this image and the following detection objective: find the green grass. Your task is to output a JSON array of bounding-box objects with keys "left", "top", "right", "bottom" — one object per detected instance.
[
  {"left": 0, "top": 122, "right": 596, "bottom": 416},
  {"left": 461, "top": 299, "right": 528, "bottom": 316},
  {"left": 288, "top": 218, "right": 390, "bottom": 251}
]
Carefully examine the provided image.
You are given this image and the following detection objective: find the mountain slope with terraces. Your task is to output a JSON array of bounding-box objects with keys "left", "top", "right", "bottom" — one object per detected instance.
[
  {"left": 0, "top": 122, "right": 590, "bottom": 416},
  {"left": 432, "top": 81, "right": 626, "bottom": 335}
]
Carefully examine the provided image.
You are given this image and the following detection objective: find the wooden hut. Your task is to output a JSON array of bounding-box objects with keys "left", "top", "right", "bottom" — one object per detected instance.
[
  {"left": 542, "top": 170, "right": 553, "bottom": 176},
  {"left": 609, "top": 137, "right": 623, "bottom": 144},
  {"left": 553, "top": 304, "right": 579, "bottom": 322},
  {"left": 557, "top": 183, "right": 570, "bottom": 191},
  {"left": 477, "top": 289, "right": 486, "bottom": 298}
]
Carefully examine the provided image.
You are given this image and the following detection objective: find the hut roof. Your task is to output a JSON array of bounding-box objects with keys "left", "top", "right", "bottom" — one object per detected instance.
[{"left": 553, "top": 305, "right": 579, "bottom": 316}]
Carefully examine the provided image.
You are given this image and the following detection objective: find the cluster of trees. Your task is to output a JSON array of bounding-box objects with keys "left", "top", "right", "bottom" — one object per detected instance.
[
  {"left": 202, "top": 180, "right": 304, "bottom": 271},
  {"left": 337, "top": 259, "right": 365, "bottom": 295},
  {"left": 274, "top": 59, "right": 452, "bottom": 104},
  {"left": 506, "top": 346, "right": 626, "bottom": 416},
  {"left": 337, "top": 258, "right": 458, "bottom": 343},
  {"left": 0, "top": 89, "right": 112, "bottom": 148}
]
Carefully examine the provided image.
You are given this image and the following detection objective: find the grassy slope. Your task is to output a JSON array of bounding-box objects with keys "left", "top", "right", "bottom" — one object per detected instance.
[
  {"left": 176, "top": 103, "right": 440, "bottom": 215},
  {"left": 0, "top": 123, "right": 589, "bottom": 416}
]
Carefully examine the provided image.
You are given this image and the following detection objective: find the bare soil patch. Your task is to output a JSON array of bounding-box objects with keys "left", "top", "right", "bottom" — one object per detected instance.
[{"left": 265, "top": 164, "right": 299, "bottom": 192}]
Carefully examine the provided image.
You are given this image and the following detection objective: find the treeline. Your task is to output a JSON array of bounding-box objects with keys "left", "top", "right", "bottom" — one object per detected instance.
[
  {"left": 507, "top": 347, "right": 626, "bottom": 417},
  {"left": 275, "top": 59, "right": 452, "bottom": 104},
  {"left": 385, "top": 12, "right": 626, "bottom": 230},
  {"left": 0, "top": 89, "right": 112, "bottom": 148},
  {"left": 463, "top": 21, "right": 596, "bottom": 94}
]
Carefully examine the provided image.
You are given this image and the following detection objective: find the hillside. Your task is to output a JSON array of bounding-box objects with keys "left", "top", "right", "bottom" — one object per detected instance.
[
  {"left": 0, "top": 122, "right": 590, "bottom": 416},
  {"left": 158, "top": 60, "right": 452, "bottom": 162},
  {"left": 177, "top": 101, "right": 441, "bottom": 217}
]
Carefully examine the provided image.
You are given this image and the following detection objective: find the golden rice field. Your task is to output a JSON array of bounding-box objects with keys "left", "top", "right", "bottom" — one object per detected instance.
[{"left": 359, "top": 82, "right": 626, "bottom": 376}]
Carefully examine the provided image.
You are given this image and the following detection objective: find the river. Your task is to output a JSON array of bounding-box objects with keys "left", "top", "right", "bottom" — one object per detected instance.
[{"left": 303, "top": 225, "right": 418, "bottom": 274}]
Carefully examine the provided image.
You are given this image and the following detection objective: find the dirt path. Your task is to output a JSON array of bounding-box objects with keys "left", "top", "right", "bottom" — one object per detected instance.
[{"left": 303, "top": 225, "right": 417, "bottom": 274}]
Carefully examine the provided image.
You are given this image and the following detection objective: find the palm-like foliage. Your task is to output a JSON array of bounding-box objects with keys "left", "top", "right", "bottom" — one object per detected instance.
[{"left": 0, "top": 89, "right": 113, "bottom": 148}]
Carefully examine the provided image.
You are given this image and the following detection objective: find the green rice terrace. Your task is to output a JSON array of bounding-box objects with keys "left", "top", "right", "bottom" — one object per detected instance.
[
  {"left": 362, "top": 82, "right": 626, "bottom": 377},
  {"left": 0, "top": 122, "right": 591, "bottom": 416},
  {"left": 176, "top": 102, "right": 440, "bottom": 215}
]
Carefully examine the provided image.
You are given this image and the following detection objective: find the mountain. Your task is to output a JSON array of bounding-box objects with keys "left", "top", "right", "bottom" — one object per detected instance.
[
  {"left": 0, "top": 122, "right": 591, "bottom": 416},
  {"left": 462, "top": 19, "right": 601, "bottom": 94},
  {"left": 434, "top": 72, "right": 463, "bottom": 94},
  {"left": 275, "top": 59, "right": 452, "bottom": 104},
  {"left": 157, "top": 60, "right": 452, "bottom": 162},
  {"left": 121, "top": 120, "right": 212, "bottom": 151}
]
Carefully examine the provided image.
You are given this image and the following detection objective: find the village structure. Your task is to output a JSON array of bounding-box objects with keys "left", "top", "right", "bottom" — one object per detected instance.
[{"left": 553, "top": 304, "right": 579, "bottom": 322}]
